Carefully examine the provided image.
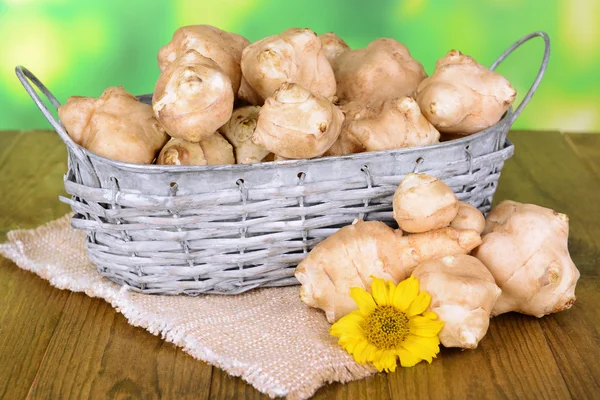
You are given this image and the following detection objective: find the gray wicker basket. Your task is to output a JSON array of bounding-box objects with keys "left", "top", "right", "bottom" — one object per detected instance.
[{"left": 16, "top": 31, "right": 549, "bottom": 295}]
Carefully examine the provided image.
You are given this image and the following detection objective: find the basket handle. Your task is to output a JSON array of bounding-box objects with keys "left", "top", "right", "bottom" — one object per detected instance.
[
  {"left": 489, "top": 31, "right": 550, "bottom": 127},
  {"left": 15, "top": 66, "right": 99, "bottom": 185}
]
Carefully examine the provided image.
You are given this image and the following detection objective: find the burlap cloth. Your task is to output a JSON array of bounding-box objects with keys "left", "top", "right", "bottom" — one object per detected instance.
[{"left": 0, "top": 214, "right": 375, "bottom": 399}]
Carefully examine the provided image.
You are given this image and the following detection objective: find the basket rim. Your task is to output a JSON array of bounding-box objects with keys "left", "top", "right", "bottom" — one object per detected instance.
[{"left": 71, "top": 105, "right": 513, "bottom": 172}]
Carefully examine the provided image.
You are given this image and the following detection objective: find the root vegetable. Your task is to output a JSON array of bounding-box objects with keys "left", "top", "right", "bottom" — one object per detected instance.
[
  {"left": 416, "top": 50, "right": 516, "bottom": 134},
  {"left": 333, "top": 38, "right": 426, "bottom": 104},
  {"left": 473, "top": 201, "right": 580, "bottom": 317},
  {"left": 393, "top": 173, "right": 459, "bottom": 233},
  {"left": 240, "top": 28, "right": 336, "bottom": 103},
  {"left": 318, "top": 32, "right": 350, "bottom": 65},
  {"left": 324, "top": 97, "right": 439, "bottom": 156},
  {"left": 252, "top": 82, "right": 344, "bottom": 159},
  {"left": 158, "top": 25, "right": 249, "bottom": 93},
  {"left": 153, "top": 50, "right": 234, "bottom": 143},
  {"left": 157, "top": 134, "right": 234, "bottom": 166},
  {"left": 58, "top": 87, "right": 168, "bottom": 164},
  {"left": 295, "top": 220, "right": 481, "bottom": 322},
  {"left": 413, "top": 255, "right": 501, "bottom": 349},
  {"left": 219, "top": 106, "right": 270, "bottom": 164},
  {"left": 450, "top": 201, "right": 485, "bottom": 234}
]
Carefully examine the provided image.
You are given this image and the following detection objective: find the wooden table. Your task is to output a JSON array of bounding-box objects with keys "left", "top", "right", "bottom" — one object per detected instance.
[{"left": 1, "top": 130, "right": 599, "bottom": 399}]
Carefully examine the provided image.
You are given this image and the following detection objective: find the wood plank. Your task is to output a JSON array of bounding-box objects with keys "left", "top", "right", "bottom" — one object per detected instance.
[
  {"left": 0, "top": 131, "right": 70, "bottom": 241},
  {"left": 313, "top": 372, "right": 391, "bottom": 400},
  {"left": 384, "top": 313, "right": 572, "bottom": 400},
  {"left": 26, "top": 292, "right": 213, "bottom": 399},
  {"left": 496, "top": 130, "right": 600, "bottom": 398},
  {"left": 563, "top": 133, "right": 600, "bottom": 181},
  {"left": 209, "top": 368, "right": 268, "bottom": 400},
  {"left": 0, "top": 258, "right": 70, "bottom": 400}
]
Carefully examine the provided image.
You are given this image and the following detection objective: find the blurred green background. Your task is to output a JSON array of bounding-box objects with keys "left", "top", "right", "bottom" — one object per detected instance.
[{"left": 1, "top": 0, "right": 598, "bottom": 132}]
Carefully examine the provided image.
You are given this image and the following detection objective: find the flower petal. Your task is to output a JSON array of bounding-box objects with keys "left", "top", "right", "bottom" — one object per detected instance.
[
  {"left": 371, "top": 277, "right": 389, "bottom": 306},
  {"left": 422, "top": 311, "right": 438, "bottom": 320},
  {"left": 355, "top": 342, "right": 378, "bottom": 364},
  {"left": 372, "top": 349, "right": 398, "bottom": 372},
  {"left": 397, "top": 347, "right": 422, "bottom": 367},
  {"left": 392, "top": 276, "right": 419, "bottom": 311},
  {"left": 402, "top": 334, "right": 440, "bottom": 364},
  {"left": 350, "top": 340, "right": 370, "bottom": 364},
  {"left": 350, "top": 287, "right": 377, "bottom": 315},
  {"left": 330, "top": 311, "right": 365, "bottom": 338},
  {"left": 406, "top": 291, "right": 431, "bottom": 317},
  {"left": 409, "top": 315, "right": 444, "bottom": 337},
  {"left": 387, "top": 280, "right": 397, "bottom": 301}
]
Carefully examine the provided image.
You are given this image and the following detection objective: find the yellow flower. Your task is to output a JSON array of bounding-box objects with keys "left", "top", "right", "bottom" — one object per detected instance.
[{"left": 330, "top": 276, "right": 443, "bottom": 372}]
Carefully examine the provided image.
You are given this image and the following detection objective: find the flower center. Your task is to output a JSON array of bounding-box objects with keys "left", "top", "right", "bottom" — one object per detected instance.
[{"left": 364, "top": 305, "right": 409, "bottom": 349}]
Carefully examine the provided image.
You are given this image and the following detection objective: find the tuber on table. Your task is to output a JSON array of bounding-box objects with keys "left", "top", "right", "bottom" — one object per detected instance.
[
  {"left": 392, "top": 173, "right": 459, "bottom": 233},
  {"left": 58, "top": 87, "right": 169, "bottom": 164},
  {"left": 318, "top": 32, "right": 350, "bottom": 66},
  {"left": 412, "top": 255, "right": 501, "bottom": 349},
  {"left": 158, "top": 25, "right": 249, "bottom": 94},
  {"left": 295, "top": 220, "right": 481, "bottom": 323},
  {"left": 473, "top": 201, "right": 580, "bottom": 317},
  {"left": 450, "top": 201, "right": 486, "bottom": 234},
  {"left": 325, "top": 97, "right": 439, "bottom": 156},
  {"left": 157, "top": 134, "right": 235, "bottom": 166},
  {"left": 219, "top": 106, "right": 271, "bottom": 164},
  {"left": 416, "top": 50, "right": 516, "bottom": 134},
  {"left": 333, "top": 38, "right": 426, "bottom": 104},
  {"left": 252, "top": 82, "right": 344, "bottom": 159},
  {"left": 153, "top": 50, "right": 234, "bottom": 143},
  {"left": 240, "top": 28, "right": 336, "bottom": 104}
]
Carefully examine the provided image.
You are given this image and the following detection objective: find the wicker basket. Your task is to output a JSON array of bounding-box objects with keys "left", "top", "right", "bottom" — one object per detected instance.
[{"left": 16, "top": 31, "right": 550, "bottom": 295}]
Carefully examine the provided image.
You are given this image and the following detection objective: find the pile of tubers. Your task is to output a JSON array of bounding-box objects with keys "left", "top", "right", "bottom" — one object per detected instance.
[
  {"left": 57, "top": 25, "right": 517, "bottom": 165},
  {"left": 296, "top": 173, "right": 580, "bottom": 349}
]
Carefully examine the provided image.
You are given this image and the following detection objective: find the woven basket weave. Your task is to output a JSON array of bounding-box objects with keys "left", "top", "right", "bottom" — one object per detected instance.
[{"left": 16, "top": 31, "right": 550, "bottom": 295}]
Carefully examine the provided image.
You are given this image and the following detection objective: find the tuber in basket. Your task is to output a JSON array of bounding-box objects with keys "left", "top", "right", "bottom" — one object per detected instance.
[{"left": 15, "top": 31, "right": 550, "bottom": 295}]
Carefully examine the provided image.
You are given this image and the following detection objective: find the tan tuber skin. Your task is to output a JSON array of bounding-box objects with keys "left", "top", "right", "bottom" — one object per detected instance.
[
  {"left": 58, "top": 87, "right": 168, "bottom": 164},
  {"left": 252, "top": 82, "right": 344, "bottom": 159},
  {"left": 450, "top": 201, "right": 486, "bottom": 234},
  {"left": 413, "top": 255, "right": 501, "bottom": 349},
  {"left": 157, "top": 134, "right": 234, "bottom": 166},
  {"left": 325, "top": 97, "right": 439, "bottom": 156},
  {"left": 153, "top": 50, "right": 234, "bottom": 143},
  {"left": 318, "top": 32, "right": 350, "bottom": 66},
  {"left": 240, "top": 28, "right": 337, "bottom": 104},
  {"left": 473, "top": 201, "right": 580, "bottom": 318},
  {"left": 416, "top": 50, "right": 516, "bottom": 135},
  {"left": 333, "top": 38, "right": 427, "bottom": 104},
  {"left": 219, "top": 106, "right": 271, "bottom": 164},
  {"left": 393, "top": 173, "right": 459, "bottom": 233},
  {"left": 158, "top": 25, "right": 249, "bottom": 93},
  {"left": 295, "top": 220, "right": 481, "bottom": 323}
]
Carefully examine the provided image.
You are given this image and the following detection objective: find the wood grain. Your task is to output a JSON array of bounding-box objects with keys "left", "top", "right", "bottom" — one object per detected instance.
[
  {"left": 0, "top": 260, "right": 70, "bottom": 399},
  {"left": 25, "top": 292, "right": 213, "bottom": 399},
  {"left": 1, "top": 130, "right": 599, "bottom": 399},
  {"left": 0, "top": 130, "right": 70, "bottom": 241}
]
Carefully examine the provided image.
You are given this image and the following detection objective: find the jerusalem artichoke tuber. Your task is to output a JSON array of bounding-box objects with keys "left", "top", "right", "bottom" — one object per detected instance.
[
  {"left": 252, "top": 82, "right": 344, "bottom": 159},
  {"left": 153, "top": 50, "right": 234, "bottom": 143},
  {"left": 240, "top": 28, "right": 336, "bottom": 103},
  {"left": 416, "top": 50, "right": 516, "bottom": 134},
  {"left": 325, "top": 97, "right": 439, "bottom": 156},
  {"left": 157, "top": 134, "right": 234, "bottom": 166},
  {"left": 219, "top": 106, "right": 271, "bottom": 164},
  {"left": 450, "top": 201, "right": 486, "bottom": 234},
  {"left": 413, "top": 255, "right": 501, "bottom": 349},
  {"left": 295, "top": 220, "right": 481, "bottom": 322},
  {"left": 393, "top": 173, "right": 459, "bottom": 233},
  {"left": 318, "top": 32, "right": 350, "bottom": 66},
  {"left": 473, "top": 201, "right": 580, "bottom": 317},
  {"left": 158, "top": 25, "right": 249, "bottom": 93},
  {"left": 58, "top": 87, "right": 168, "bottom": 164},
  {"left": 333, "top": 38, "right": 426, "bottom": 104}
]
